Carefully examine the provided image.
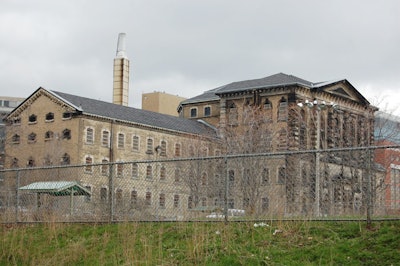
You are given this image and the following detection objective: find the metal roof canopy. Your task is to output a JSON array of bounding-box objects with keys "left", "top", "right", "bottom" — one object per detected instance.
[
  {"left": 19, "top": 181, "right": 90, "bottom": 196},
  {"left": 19, "top": 181, "right": 90, "bottom": 215}
]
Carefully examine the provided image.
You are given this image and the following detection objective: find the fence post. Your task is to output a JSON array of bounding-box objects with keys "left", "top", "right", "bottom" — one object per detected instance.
[
  {"left": 109, "top": 163, "right": 114, "bottom": 223},
  {"left": 224, "top": 156, "right": 229, "bottom": 223},
  {"left": 366, "top": 148, "right": 372, "bottom": 228},
  {"left": 15, "top": 170, "right": 20, "bottom": 223}
]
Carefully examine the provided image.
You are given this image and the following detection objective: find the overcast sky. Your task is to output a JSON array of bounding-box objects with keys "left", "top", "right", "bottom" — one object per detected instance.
[{"left": 1, "top": 0, "right": 399, "bottom": 114}]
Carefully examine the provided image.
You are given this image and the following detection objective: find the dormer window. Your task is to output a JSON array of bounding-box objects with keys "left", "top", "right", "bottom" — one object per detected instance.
[
  {"left": 190, "top": 108, "right": 197, "bottom": 118},
  {"left": 28, "top": 114, "right": 37, "bottom": 124},
  {"left": 204, "top": 106, "right": 211, "bottom": 117},
  {"left": 45, "top": 112, "right": 54, "bottom": 122}
]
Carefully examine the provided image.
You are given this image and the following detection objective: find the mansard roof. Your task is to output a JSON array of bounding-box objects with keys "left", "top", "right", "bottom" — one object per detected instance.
[
  {"left": 7, "top": 88, "right": 217, "bottom": 138},
  {"left": 181, "top": 72, "right": 370, "bottom": 105}
]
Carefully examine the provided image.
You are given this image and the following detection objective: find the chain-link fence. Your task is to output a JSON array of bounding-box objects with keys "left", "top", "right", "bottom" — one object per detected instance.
[{"left": 0, "top": 146, "right": 399, "bottom": 223}]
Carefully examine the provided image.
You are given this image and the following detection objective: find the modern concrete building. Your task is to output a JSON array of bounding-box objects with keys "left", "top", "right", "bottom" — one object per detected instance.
[{"left": 142, "top": 91, "right": 186, "bottom": 117}]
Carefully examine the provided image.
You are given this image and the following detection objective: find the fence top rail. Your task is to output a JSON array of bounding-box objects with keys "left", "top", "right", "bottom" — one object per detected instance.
[{"left": 1, "top": 144, "right": 399, "bottom": 173}]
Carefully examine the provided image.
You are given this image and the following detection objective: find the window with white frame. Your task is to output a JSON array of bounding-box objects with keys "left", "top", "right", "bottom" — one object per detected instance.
[
  {"left": 132, "top": 163, "right": 138, "bottom": 178},
  {"left": 174, "top": 194, "right": 180, "bottom": 208},
  {"left": 102, "top": 130, "right": 110, "bottom": 147},
  {"left": 204, "top": 106, "right": 211, "bottom": 117},
  {"left": 132, "top": 135, "right": 140, "bottom": 152},
  {"left": 190, "top": 107, "right": 197, "bottom": 118},
  {"left": 101, "top": 159, "right": 109, "bottom": 175},
  {"left": 174, "top": 143, "right": 181, "bottom": 157},
  {"left": 146, "top": 138, "right": 153, "bottom": 154},
  {"left": 160, "top": 140, "right": 167, "bottom": 156},
  {"left": 85, "top": 156, "right": 93, "bottom": 173},
  {"left": 86, "top": 128, "right": 94, "bottom": 144},
  {"left": 116, "top": 162, "right": 124, "bottom": 178},
  {"left": 117, "top": 133, "right": 125, "bottom": 149}
]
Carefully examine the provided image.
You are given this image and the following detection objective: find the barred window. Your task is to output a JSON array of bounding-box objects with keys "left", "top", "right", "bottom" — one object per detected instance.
[
  {"left": 86, "top": 128, "right": 94, "bottom": 144},
  {"left": 132, "top": 136, "right": 140, "bottom": 151},
  {"left": 160, "top": 165, "right": 166, "bottom": 181},
  {"left": 146, "top": 138, "right": 153, "bottom": 154},
  {"left": 101, "top": 159, "right": 109, "bottom": 175},
  {"left": 85, "top": 156, "right": 93, "bottom": 173},
  {"left": 145, "top": 192, "right": 152, "bottom": 206},
  {"left": 118, "top": 133, "right": 125, "bottom": 149},
  {"left": 146, "top": 165, "right": 153, "bottom": 179},
  {"left": 100, "top": 187, "right": 107, "bottom": 202},
  {"left": 131, "top": 190, "right": 137, "bottom": 205},
  {"left": 160, "top": 140, "right": 167, "bottom": 156},
  {"left": 278, "top": 167, "right": 286, "bottom": 184},
  {"left": 174, "top": 194, "right": 180, "bottom": 208},
  {"left": 102, "top": 131, "right": 110, "bottom": 147},
  {"left": 174, "top": 168, "right": 180, "bottom": 182},
  {"left": 204, "top": 106, "right": 211, "bottom": 117},
  {"left": 116, "top": 189, "right": 123, "bottom": 205},
  {"left": 175, "top": 143, "right": 181, "bottom": 157},
  {"left": 159, "top": 193, "right": 166, "bottom": 208},
  {"left": 261, "top": 168, "right": 269, "bottom": 185},
  {"left": 132, "top": 163, "right": 138, "bottom": 178},
  {"left": 116, "top": 163, "right": 124, "bottom": 178}
]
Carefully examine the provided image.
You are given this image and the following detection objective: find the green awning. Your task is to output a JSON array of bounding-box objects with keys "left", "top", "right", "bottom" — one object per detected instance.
[{"left": 19, "top": 181, "right": 90, "bottom": 196}]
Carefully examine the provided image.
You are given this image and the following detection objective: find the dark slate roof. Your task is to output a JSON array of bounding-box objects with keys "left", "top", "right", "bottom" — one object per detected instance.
[
  {"left": 51, "top": 90, "right": 217, "bottom": 138},
  {"left": 181, "top": 73, "right": 314, "bottom": 105}
]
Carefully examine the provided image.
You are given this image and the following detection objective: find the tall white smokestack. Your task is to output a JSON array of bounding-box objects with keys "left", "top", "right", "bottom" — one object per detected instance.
[{"left": 113, "top": 33, "right": 130, "bottom": 106}]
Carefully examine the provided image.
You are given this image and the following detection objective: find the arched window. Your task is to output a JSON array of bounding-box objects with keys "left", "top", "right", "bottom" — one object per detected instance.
[
  {"left": 86, "top": 128, "right": 94, "bottom": 144},
  {"left": 160, "top": 165, "right": 166, "bottom": 181},
  {"left": 160, "top": 140, "right": 167, "bottom": 156},
  {"left": 85, "top": 156, "right": 93, "bottom": 173},
  {"left": 146, "top": 138, "right": 153, "bottom": 154},
  {"left": 132, "top": 136, "right": 140, "bottom": 151},
  {"left": 131, "top": 190, "right": 137, "bottom": 205},
  {"left": 278, "top": 97, "right": 288, "bottom": 121},
  {"left": 146, "top": 165, "right": 153, "bottom": 179},
  {"left": 132, "top": 163, "right": 138, "bottom": 178}
]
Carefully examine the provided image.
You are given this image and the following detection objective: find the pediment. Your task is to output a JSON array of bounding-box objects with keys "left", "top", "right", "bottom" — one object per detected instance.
[
  {"left": 318, "top": 80, "right": 370, "bottom": 105},
  {"left": 5, "top": 87, "right": 77, "bottom": 120}
]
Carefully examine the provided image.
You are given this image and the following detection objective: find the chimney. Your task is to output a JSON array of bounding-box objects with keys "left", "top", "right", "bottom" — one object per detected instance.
[{"left": 113, "top": 33, "right": 130, "bottom": 106}]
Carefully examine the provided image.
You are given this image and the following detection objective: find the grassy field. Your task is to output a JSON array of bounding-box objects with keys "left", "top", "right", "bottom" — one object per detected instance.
[{"left": 1, "top": 220, "right": 400, "bottom": 265}]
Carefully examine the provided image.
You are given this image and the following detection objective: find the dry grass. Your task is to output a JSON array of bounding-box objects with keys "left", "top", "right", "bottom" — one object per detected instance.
[{"left": 1, "top": 220, "right": 400, "bottom": 265}]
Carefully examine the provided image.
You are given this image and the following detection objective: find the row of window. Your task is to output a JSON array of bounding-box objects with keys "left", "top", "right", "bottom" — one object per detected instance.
[
  {"left": 11, "top": 153, "right": 71, "bottom": 168},
  {"left": 12, "top": 112, "right": 72, "bottom": 125},
  {"left": 85, "top": 127, "right": 218, "bottom": 157},
  {"left": 190, "top": 106, "right": 211, "bottom": 118},
  {"left": 87, "top": 186, "right": 270, "bottom": 211},
  {"left": 11, "top": 129, "right": 71, "bottom": 144}
]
